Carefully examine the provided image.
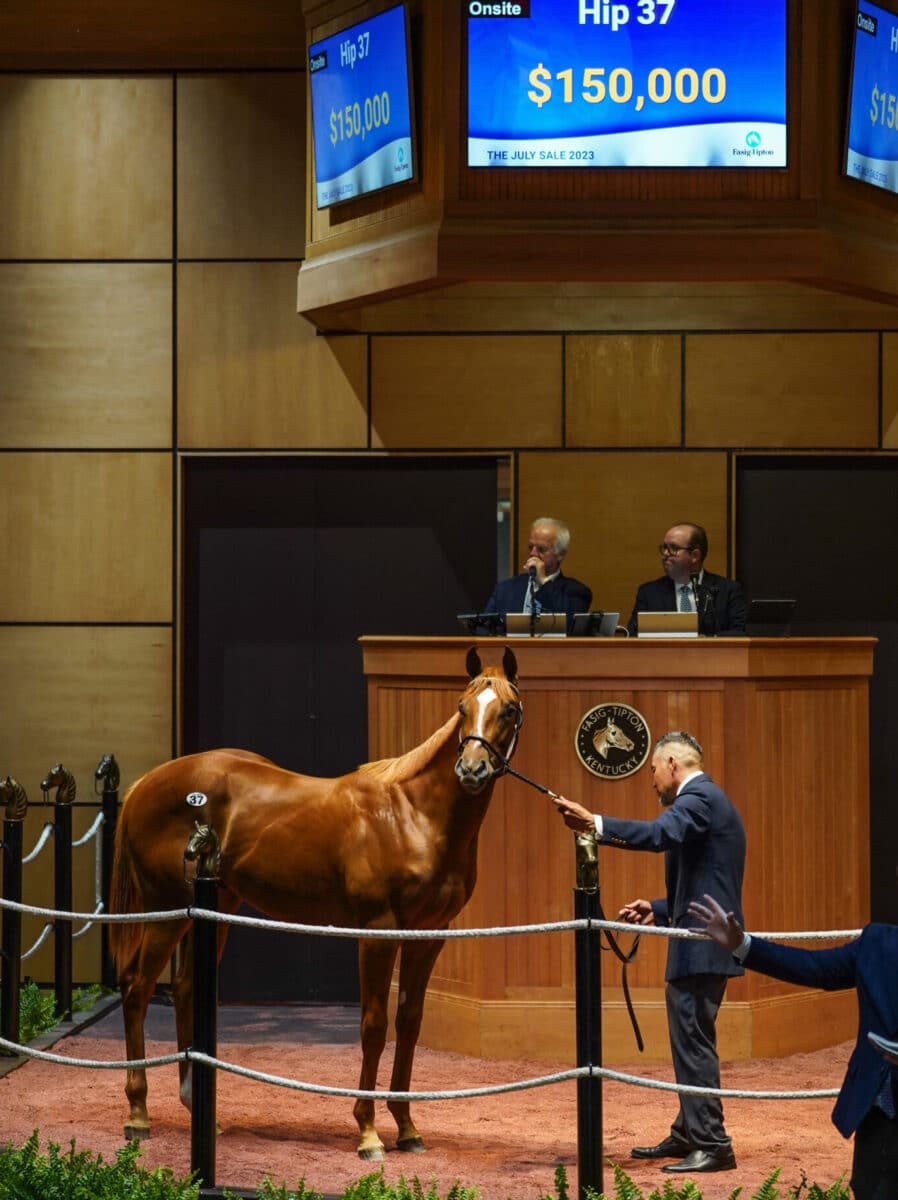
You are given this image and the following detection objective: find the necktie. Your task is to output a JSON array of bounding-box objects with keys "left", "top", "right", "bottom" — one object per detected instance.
[
  {"left": 678, "top": 584, "right": 692, "bottom": 613},
  {"left": 877, "top": 1067, "right": 896, "bottom": 1119}
]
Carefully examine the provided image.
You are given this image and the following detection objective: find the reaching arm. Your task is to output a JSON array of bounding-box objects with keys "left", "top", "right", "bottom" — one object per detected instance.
[{"left": 688, "top": 893, "right": 745, "bottom": 952}]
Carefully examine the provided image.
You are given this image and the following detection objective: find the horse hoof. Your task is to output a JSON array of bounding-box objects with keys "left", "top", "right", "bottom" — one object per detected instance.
[
  {"left": 358, "top": 1145, "right": 385, "bottom": 1161},
  {"left": 397, "top": 1136, "right": 426, "bottom": 1154},
  {"left": 124, "top": 1123, "right": 150, "bottom": 1141}
]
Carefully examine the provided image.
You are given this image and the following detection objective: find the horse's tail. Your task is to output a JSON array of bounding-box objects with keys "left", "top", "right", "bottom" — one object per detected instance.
[{"left": 108, "top": 780, "right": 145, "bottom": 976}]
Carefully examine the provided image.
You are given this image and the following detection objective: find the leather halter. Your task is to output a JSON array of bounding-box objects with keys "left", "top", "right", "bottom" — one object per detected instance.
[{"left": 456, "top": 687, "right": 523, "bottom": 777}]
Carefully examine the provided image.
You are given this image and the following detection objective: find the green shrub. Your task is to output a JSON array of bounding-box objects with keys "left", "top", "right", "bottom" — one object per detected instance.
[
  {"left": 0, "top": 1137, "right": 852, "bottom": 1200},
  {"left": 583, "top": 1162, "right": 849, "bottom": 1200},
  {"left": 0, "top": 1133, "right": 199, "bottom": 1199},
  {"left": 13, "top": 980, "right": 106, "bottom": 1045}
]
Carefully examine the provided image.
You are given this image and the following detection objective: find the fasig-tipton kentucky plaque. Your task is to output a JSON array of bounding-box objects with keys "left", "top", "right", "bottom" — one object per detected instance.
[{"left": 574, "top": 703, "right": 651, "bottom": 780}]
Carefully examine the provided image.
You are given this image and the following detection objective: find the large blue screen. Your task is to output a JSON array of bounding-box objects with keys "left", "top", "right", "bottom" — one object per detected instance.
[
  {"left": 309, "top": 4, "right": 415, "bottom": 208},
  {"left": 845, "top": 2, "right": 898, "bottom": 194},
  {"left": 466, "top": 0, "right": 787, "bottom": 168}
]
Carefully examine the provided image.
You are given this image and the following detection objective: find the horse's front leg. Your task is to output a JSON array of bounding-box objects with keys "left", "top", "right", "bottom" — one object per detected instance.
[
  {"left": 387, "top": 937, "right": 445, "bottom": 1153},
  {"left": 354, "top": 937, "right": 400, "bottom": 1161}
]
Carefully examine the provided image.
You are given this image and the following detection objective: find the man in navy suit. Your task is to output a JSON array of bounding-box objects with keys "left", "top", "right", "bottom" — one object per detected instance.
[
  {"left": 690, "top": 892, "right": 898, "bottom": 1200},
  {"left": 484, "top": 517, "right": 591, "bottom": 632},
  {"left": 626, "top": 522, "right": 746, "bottom": 636},
  {"left": 553, "top": 731, "right": 745, "bottom": 1174}
]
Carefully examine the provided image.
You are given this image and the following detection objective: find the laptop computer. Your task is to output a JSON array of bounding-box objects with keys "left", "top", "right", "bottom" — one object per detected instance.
[
  {"left": 746, "top": 598, "right": 796, "bottom": 637},
  {"left": 503, "top": 611, "right": 567, "bottom": 637},
  {"left": 570, "top": 611, "right": 621, "bottom": 638},
  {"left": 637, "top": 611, "right": 699, "bottom": 638}
]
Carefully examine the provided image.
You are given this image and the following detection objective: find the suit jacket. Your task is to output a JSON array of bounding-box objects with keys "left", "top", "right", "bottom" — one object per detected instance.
[
  {"left": 744, "top": 924, "right": 898, "bottom": 1138},
  {"left": 485, "top": 571, "right": 592, "bottom": 631},
  {"left": 626, "top": 570, "right": 746, "bottom": 637},
  {"left": 600, "top": 772, "right": 746, "bottom": 981}
]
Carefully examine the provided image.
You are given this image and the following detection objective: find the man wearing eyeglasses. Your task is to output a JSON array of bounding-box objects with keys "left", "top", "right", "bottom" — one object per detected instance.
[
  {"left": 484, "top": 517, "right": 592, "bottom": 632},
  {"left": 626, "top": 522, "right": 746, "bottom": 637}
]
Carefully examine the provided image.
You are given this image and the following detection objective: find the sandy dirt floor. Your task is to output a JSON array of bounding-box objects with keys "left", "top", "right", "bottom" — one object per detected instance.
[{"left": 0, "top": 1002, "right": 853, "bottom": 1199}]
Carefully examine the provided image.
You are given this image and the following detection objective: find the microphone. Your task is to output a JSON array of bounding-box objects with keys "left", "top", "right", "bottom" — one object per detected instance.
[
  {"left": 527, "top": 566, "right": 539, "bottom": 636},
  {"left": 689, "top": 572, "right": 701, "bottom": 613}
]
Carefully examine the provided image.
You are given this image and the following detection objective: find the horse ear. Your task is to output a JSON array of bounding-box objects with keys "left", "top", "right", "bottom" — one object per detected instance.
[
  {"left": 466, "top": 647, "right": 483, "bottom": 679},
  {"left": 502, "top": 647, "right": 518, "bottom": 685}
]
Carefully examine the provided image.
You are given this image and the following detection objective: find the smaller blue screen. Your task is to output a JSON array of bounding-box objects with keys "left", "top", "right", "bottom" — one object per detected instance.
[
  {"left": 309, "top": 5, "right": 415, "bottom": 208},
  {"left": 845, "top": 2, "right": 898, "bottom": 195}
]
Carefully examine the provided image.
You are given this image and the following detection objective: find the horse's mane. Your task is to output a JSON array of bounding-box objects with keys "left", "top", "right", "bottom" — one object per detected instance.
[{"left": 357, "top": 711, "right": 460, "bottom": 783}]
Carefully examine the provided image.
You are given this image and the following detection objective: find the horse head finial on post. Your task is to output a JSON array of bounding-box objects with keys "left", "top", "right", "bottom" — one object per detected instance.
[
  {"left": 0, "top": 777, "right": 28, "bottom": 822},
  {"left": 40, "top": 763, "right": 76, "bottom": 805},
  {"left": 184, "top": 821, "right": 221, "bottom": 881},
  {"left": 94, "top": 753, "right": 120, "bottom": 795}
]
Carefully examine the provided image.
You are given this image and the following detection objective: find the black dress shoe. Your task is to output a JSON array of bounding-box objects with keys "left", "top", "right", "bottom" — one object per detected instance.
[
  {"left": 631, "top": 1136, "right": 692, "bottom": 1160},
  {"left": 661, "top": 1147, "right": 737, "bottom": 1174}
]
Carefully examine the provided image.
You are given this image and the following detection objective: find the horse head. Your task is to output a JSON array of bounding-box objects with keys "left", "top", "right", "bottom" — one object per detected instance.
[
  {"left": 593, "top": 717, "right": 634, "bottom": 760},
  {"left": 40, "top": 763, "right": 76, "bottom": 805},
  {"left": 183, "top": 820, "right": 221, "bottom": 879},
  {"left": 94, "top": 753, "right": 120, "bottom": 794},
  {"left": 455, "top": 647, "right": 521, "bottom": 792},
  {"left": 0, "top": 776, "right": 28, "bottom": 821}
]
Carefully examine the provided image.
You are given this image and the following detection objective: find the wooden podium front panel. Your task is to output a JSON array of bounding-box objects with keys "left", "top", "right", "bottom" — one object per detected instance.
[{"left": 361, "top": 637, "right": 874, "bottom": 1062}]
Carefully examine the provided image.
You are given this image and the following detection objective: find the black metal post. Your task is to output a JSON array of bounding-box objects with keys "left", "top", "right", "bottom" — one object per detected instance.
[
  {"left": 100, "top": 785, "right": 119, "bottom": 990},
  {"left": 53, "top": 797, "right": 73, "bottom": 1022},
  {"left": 574, "top": 833, "right": 603, "bottom": 1200},
  {"left": 1, "top": 817, "right": 24, "bottom": 1043},
  {"left": 190, "top": 869, "right": 219, "bottom": 1187}
]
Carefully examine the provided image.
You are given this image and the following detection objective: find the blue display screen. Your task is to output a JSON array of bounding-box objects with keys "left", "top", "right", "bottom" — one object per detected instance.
[
  {"left": 845, "top": 2, "right": 898, "bottom": 194},
  {"left": 308, "top": 4, "right": 415, "bottom": 208},
  {"left": 466, "top": 0, "right": 787, "bottom": 168}
]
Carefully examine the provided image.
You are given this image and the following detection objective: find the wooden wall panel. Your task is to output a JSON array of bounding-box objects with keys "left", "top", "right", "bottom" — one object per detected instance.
[
  {"left": 0, "top": 77, "right": 172, "bottom": 259},
  {"left": 686, "top": 333, "right": 879, "bottom": 448},
  {"left": 883, "top": 332, "right": 898, "bottom": 449},
  {"left": 0, "top": 264, "right": 172, "bottom": 448},
  {"left": 1, "top": 453, "right": 172, "bottom": 622},
  {"left": 371, "top": 335, "right": 562, "bottom": 448},
  {"left": 178, "top": 263, "right": 368, "bottom": 448},
  {"left": 518, "top": 451, "right": 729, "bottom": 623},
  {"left": 0, "top": 0, "right": 306, "bottom": 69},
  {"left": 565, "top": 334, "right": 681, "bottom": 447},
  {"left": 0, "top": 625, "right": 172, "bottom": 981},
  {"left": 177, "top": 74, "right": 305, "bottom": 260}
]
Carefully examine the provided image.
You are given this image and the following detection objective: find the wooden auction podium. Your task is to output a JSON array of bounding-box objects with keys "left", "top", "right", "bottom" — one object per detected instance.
[{"left": 360, "top": 636, "right": 875, "bottom": 1065}]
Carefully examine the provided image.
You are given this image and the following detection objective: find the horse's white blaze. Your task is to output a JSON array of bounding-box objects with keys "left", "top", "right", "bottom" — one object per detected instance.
[{"left": 471, "top": 686, "right": 498, "bottom": 741}]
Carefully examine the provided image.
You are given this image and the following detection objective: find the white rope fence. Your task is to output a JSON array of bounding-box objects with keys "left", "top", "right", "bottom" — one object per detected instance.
[
  {"left": 16, "top": 809, "right": 109, "bottom": 954},
  {"left": 0, "top": 893, "right": 854, "bottom": 1105}
]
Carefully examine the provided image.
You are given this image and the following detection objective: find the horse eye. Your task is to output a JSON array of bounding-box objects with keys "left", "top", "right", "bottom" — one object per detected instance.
[
  {"left": 458, "top": 702, "right": 466, "bottom": 716},
  {"left": 504, "top": 703, "right": 517, "bottom": 720}
]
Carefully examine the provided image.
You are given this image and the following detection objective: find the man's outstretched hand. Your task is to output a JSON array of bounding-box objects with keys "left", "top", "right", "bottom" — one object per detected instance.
[{"left": 688, "top": 894, "right": 744, "bottom": 952}]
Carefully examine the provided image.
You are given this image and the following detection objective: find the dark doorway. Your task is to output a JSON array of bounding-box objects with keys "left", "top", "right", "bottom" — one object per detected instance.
[
  {"left": 736, "top": 455, "right": 898, "bottom": 922},
  {"left": 182, "top": 456, "right": 500, "bottom": 1000}
]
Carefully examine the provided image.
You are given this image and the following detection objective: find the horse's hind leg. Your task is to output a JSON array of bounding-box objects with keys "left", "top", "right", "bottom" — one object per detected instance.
[
  {"left": 119, "top": 918, "right": 190, "bottom": 1140},
  {"left": 171, "top": 894, "right": 236, "bottom": 1119},
  {"left": 387, "top": 937, "right": 445, "bottom": 1153},
  {"left": 354, "top": 937, "right": 400, "bottom": 1160}
]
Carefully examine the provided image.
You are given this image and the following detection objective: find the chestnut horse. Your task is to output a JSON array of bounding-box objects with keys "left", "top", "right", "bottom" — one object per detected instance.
[{"left": 110, "top": 647, "right": 521, "bottom": 1159}]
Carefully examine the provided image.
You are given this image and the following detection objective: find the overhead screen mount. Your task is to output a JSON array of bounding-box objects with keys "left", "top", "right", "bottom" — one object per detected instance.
[{"left": 466, "top": 0, "right": 787, "bottom": 169}]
